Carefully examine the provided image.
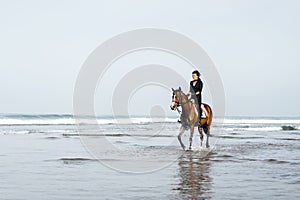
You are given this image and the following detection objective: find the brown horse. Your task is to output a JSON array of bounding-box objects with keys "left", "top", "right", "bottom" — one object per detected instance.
[{"left": 170, "top": 87, "right": 213, "bottom": 150}]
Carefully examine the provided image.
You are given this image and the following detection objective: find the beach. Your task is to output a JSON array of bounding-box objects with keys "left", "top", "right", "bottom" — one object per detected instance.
[{"left": 0, "top": 115, "right": 299, "bottom": 199}]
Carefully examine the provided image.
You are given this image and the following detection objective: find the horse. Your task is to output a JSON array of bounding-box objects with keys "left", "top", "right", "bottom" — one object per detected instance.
[{"left": 170, "top": 87, "right": 213, "bottom": 150}]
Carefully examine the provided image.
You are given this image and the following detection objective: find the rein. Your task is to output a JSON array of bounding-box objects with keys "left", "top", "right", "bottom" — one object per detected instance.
[
  {"left": 173, "top": 92, "right": 191, "bottom": 126},
  {"left": 177, "top": 92, "right": 189, "bottom": 107}
]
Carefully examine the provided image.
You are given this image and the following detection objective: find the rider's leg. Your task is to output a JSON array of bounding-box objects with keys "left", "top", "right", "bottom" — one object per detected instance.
[{"left": 197, "top": 96, "right": 202, "bottom": 126}]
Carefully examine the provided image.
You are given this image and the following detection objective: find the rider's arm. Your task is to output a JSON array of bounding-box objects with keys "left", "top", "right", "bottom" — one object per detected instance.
[{"left": 195, "top": 80, "right": 203, "bottom": 96}]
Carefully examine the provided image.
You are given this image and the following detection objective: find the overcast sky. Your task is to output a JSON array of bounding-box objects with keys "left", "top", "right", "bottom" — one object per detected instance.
[{"left": 0, "top": 0, "right": 299, "bottom": 117}]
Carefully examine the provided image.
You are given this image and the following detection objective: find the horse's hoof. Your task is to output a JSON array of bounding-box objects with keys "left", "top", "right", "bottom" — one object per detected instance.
[{"left": 206, "top": 144, "right": 210, "bottom": 148}]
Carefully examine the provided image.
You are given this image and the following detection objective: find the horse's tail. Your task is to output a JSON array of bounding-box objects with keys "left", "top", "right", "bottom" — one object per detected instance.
[
  {"left": 202, "top": 103, "right": 213, "bottom": 134},
  {"left": 203, "top": 104, "right": 213, "bottom": 124}
]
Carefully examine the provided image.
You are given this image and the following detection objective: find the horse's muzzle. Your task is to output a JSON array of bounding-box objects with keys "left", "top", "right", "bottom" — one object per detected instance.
[{"left": 170, "top": 103, "right": 177, "bottom": 110}]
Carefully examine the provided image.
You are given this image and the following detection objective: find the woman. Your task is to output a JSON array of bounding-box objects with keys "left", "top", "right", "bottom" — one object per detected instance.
[{"left": 189, "top": 70, "right": 203, "bottom": 124}]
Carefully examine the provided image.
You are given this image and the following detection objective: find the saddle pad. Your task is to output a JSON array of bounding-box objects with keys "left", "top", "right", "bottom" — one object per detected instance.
[{"left": 201, "top": 104, "right": 208, "bottom": 118}]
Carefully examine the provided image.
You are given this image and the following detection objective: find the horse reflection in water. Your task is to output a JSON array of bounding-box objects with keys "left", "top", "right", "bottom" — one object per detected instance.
[{"left": 173, "top": 151, "right": 213, "bottom": 200}]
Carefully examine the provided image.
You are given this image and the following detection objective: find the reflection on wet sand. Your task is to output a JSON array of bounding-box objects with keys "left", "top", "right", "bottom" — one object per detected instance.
[{"left": 174, "top": 151, "right": 213, "bottom": 200}]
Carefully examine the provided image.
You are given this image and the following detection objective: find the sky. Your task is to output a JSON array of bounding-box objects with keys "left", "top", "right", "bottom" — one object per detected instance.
[{"left": 0, "top": 0, "right": 299, "bottom": 117}]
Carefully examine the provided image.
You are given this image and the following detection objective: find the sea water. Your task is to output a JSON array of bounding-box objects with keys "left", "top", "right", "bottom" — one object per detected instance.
[{"left": 0, "top": 114, "right": 299, "bottom": 199}]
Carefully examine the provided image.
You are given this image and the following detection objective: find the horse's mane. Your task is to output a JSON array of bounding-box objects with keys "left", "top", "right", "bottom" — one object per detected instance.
[{"left": 174, "top": 89, "right": 188, "bottom": 99}]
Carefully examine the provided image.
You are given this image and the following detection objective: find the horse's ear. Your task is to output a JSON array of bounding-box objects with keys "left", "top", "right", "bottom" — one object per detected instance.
[
  {"left": 179, "top": 86, "right": 181, "bottom": 91},
  {"left": 171, "top": 88, "right": 175, "bottom": 92}
]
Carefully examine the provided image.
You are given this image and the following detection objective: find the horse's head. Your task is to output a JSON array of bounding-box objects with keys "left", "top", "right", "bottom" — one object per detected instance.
[{"left": 170, "top": 87, "right": 187, "bottom": 110}]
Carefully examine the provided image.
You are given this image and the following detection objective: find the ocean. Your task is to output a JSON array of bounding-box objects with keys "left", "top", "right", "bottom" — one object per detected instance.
[{"left": 0, "top": 114, "right": 299, "bottom": 199}]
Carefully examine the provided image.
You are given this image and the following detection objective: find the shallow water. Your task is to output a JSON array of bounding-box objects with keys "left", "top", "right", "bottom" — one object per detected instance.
[{"left": 0, "top": 115, "right": 299, "bottom": 199}]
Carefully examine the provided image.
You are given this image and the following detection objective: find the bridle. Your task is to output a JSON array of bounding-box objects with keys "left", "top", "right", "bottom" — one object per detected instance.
[{"left": 172, "top": 91, "right": 189, "bottom": 111}]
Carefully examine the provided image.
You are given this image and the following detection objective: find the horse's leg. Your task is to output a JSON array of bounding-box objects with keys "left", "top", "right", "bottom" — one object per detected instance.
[
  {"left": 198, "top": 125, "right": 203, "bottom": 147},
  {"left": 177, "top": 126, "right": 186, "bottom": 150},
  {"left": 189, "top": 125, "right": 195, "bottom": 150},
  {"left": 206, "top": 125, "right": 211, "bottom": 148}
]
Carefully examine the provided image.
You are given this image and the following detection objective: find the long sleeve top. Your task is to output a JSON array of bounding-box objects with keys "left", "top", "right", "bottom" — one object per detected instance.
[{"left": 190, "top": 79, "right": 203, "bottom": 98}]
